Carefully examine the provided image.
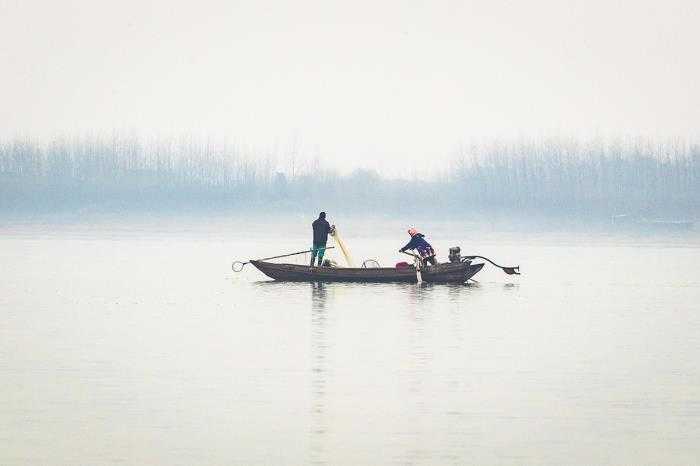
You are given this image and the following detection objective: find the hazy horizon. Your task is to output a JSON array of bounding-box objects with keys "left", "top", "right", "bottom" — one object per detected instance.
[{"left": 2, "top": 135, "right": 697, "bottom": 222}]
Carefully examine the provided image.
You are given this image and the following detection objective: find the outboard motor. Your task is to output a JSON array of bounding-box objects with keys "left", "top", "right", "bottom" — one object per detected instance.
[{"left": 448, "top": 246, "right": 461, "bottom": 263}]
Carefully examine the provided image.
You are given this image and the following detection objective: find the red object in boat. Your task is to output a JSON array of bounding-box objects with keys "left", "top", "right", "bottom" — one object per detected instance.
[{"left": 395, "top": 261, "right": 410, "bottom": 269}]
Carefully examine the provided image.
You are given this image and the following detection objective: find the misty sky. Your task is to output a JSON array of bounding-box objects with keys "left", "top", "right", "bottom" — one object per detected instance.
[{"left": 1, "top": 0, "right": 698, "bottom": 173}]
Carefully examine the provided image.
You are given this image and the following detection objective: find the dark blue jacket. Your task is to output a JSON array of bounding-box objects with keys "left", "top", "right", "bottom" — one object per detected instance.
[
  {"left": 312, "top": 218, "right": 332, "bottom": 245},
  {"left": 400, "top": 233, "right": 434, "bottom": 256}
]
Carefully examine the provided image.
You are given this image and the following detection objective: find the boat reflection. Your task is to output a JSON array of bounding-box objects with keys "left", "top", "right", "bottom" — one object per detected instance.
[
  {"left": 399, "top": 280, "right": 480, "bottom": 464},
  {"left": 310, "top": 282, "right": 329, "bottom": 465},
  {"left": 252, "top": 279, "right": 484, "bottom": 464}
]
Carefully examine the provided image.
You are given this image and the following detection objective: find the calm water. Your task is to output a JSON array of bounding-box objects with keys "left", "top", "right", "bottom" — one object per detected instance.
[{"left": 2, "top": 217, "right": 700, "bottom": 465}]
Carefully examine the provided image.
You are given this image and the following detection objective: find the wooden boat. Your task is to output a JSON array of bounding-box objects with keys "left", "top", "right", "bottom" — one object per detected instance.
[{"left": 250, "top": 260, "right": 484, "bottom": 283}]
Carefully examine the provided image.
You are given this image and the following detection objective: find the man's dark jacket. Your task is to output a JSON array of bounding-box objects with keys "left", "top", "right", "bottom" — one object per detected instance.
[{"left": 312, "top": 218, "right": 332, "bottom": 245}]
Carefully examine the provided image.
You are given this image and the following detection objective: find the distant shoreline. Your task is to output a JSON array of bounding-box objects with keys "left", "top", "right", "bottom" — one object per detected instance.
[{"left": 2, "top": 136, "right": 698, "bottom": 221}]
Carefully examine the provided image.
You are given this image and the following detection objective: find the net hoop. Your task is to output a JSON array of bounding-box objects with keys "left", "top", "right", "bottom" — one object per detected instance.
[{"left": 232, "top": 261, "right": 245, "bottom": 272}]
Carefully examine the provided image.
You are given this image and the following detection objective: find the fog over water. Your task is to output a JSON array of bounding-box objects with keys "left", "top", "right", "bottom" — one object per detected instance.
[
  {"left": 1, "top": 137, "right": 698, "bottom": 224},
  {"left": 2, "top": 1, "right": 700, "bottom": 464}
]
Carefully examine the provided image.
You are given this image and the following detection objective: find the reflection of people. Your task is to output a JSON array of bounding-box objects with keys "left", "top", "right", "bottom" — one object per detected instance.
[
  {"left": 311, "top": 282, "right": 327, "bottom": 311},
  {"left": 399, "top": 227, "right": 437, "bottom": 266},
  {"left": 311, "top": 212, "right": 332, "bottom": 267}
]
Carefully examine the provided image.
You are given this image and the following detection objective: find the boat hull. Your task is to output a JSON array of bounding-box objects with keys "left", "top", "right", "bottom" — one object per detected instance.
[{"left": 250, "top": 260, "right": 484, "bottom": 283}]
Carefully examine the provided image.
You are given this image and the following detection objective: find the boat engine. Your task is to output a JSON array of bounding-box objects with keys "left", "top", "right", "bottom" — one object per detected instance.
[{"left": 448, "top": 246, "right": 461, "bottom": 263}]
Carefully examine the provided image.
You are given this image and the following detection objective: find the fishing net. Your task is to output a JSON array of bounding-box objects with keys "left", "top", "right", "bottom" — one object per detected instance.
[{"left": 331, "top": 227, "right": 354, "bottom": 267}]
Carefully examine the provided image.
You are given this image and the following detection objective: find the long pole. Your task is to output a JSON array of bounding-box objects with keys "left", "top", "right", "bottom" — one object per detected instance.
[
  {"left": 232, "top": 247, "right": 335, "bottom": 272},
  {"left": 332, "top": 228, "right": 354, "bottom": 267}
]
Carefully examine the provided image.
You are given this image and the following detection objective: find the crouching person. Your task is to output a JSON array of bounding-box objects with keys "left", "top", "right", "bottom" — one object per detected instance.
[{"left": 399, "top": 228, "right": 438, "bottom": 266}]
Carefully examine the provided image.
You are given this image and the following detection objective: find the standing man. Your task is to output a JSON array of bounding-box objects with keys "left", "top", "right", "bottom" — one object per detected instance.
[{"left": 311, "top": 212, "right": 332, "bottom": 267}]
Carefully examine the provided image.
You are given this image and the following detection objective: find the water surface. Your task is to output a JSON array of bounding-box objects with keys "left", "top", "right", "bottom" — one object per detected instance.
[{"left": 2, "top": 217, "right": 699, "bottom": 465}]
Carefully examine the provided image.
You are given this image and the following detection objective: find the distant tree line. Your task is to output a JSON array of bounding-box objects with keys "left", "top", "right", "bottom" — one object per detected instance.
[
  {"left": 1, "top": 136, "right": 698, "bottom": 219},
  {"left": 449, "top": 139, "right": 699, "bottom": 219}
]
